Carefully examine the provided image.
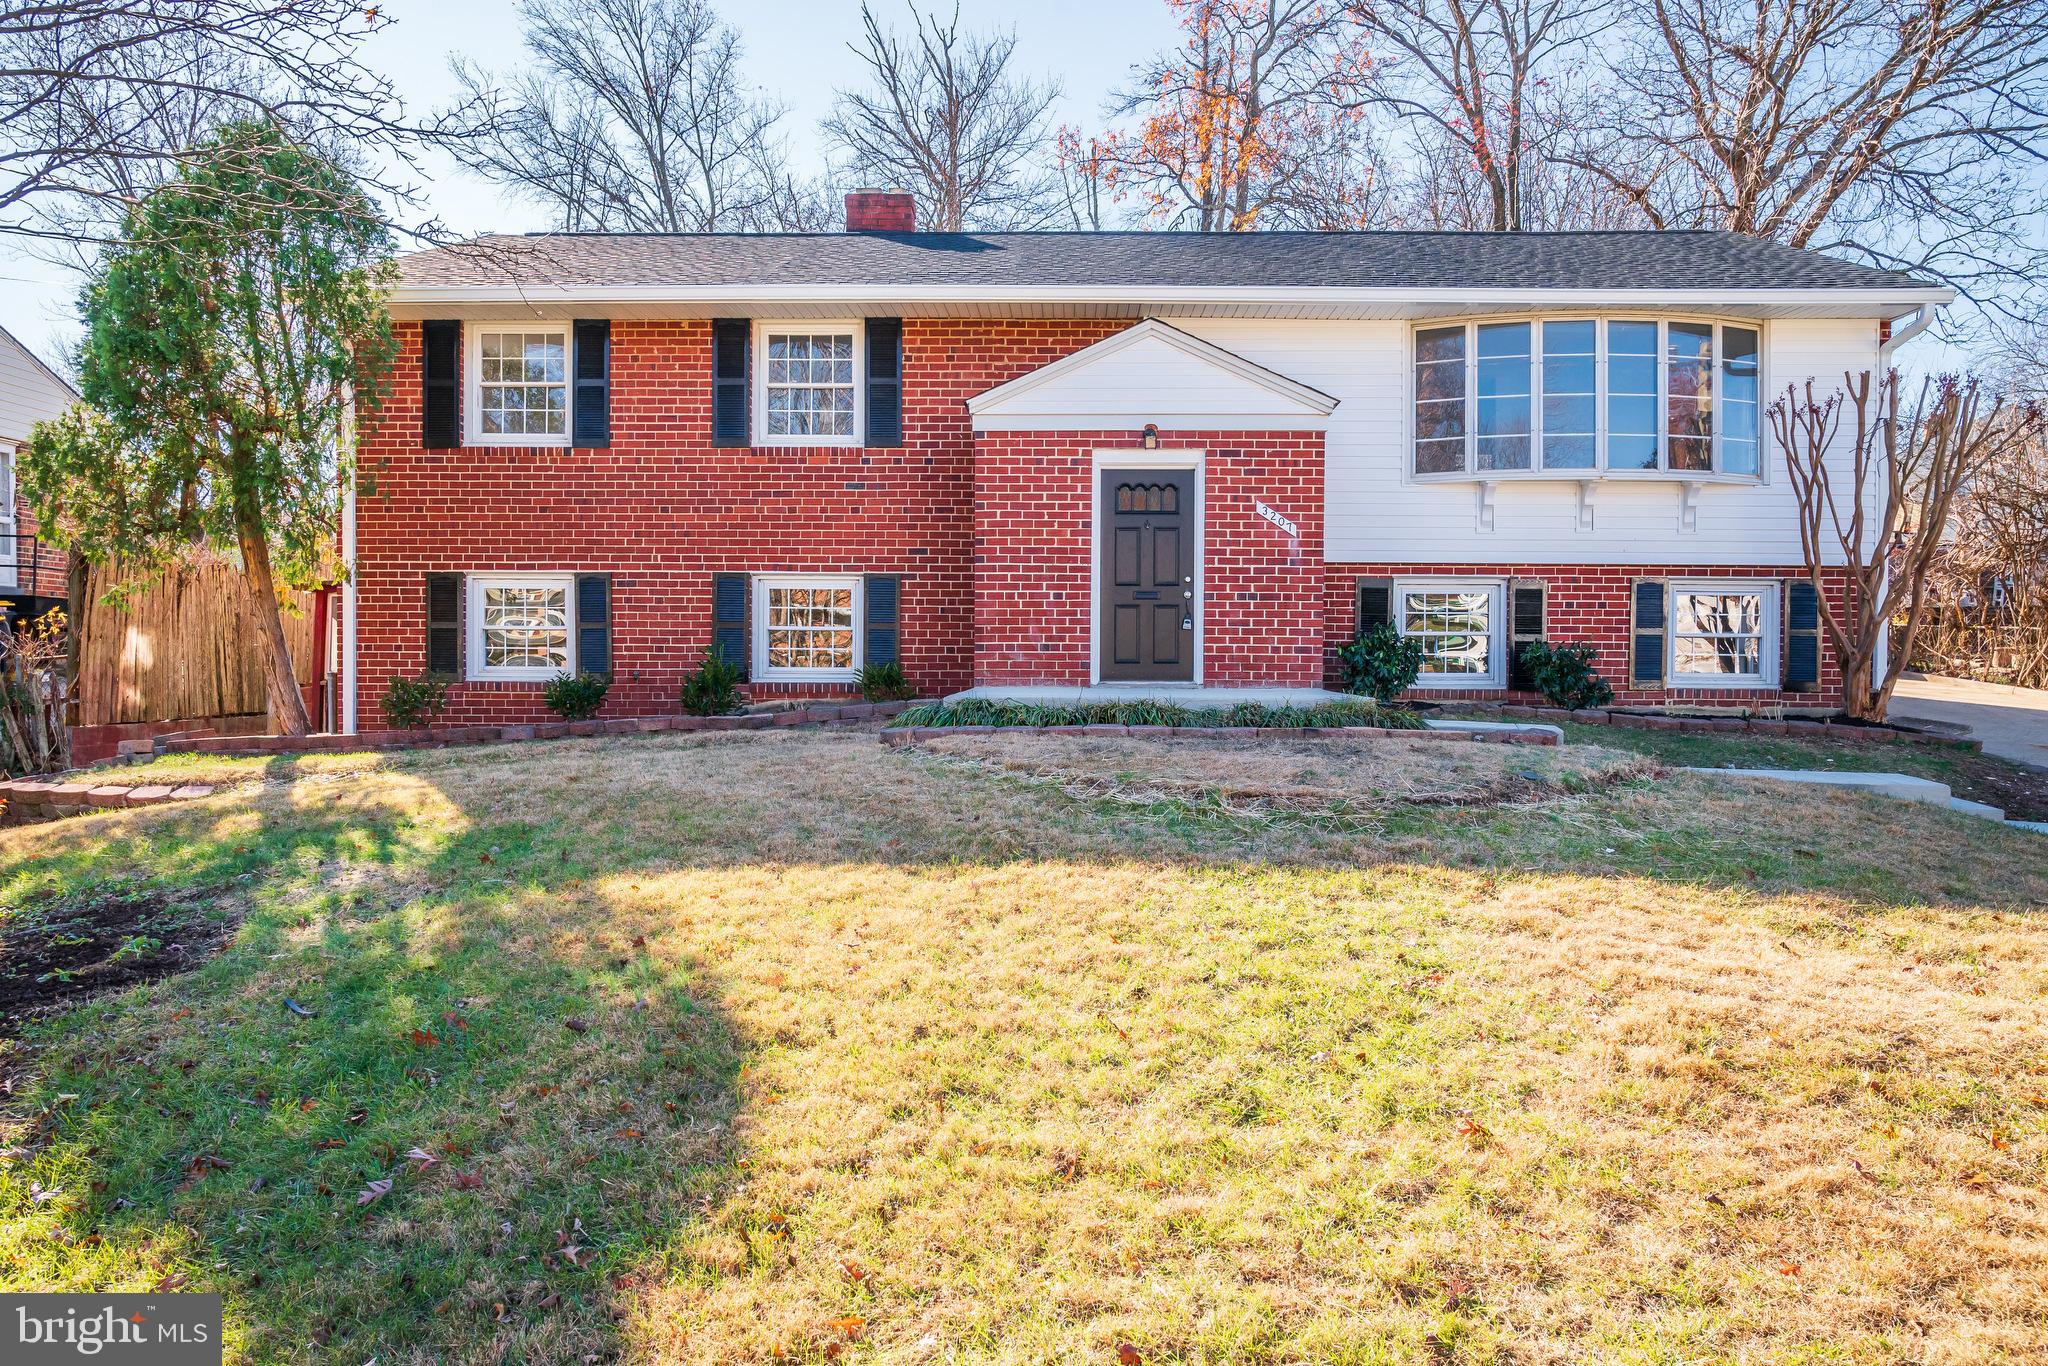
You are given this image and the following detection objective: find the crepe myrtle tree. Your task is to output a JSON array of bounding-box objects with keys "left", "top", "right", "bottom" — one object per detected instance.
[
  {"left": 1771, "top": 369, "right": 2043, "bottom": 721},
  {"left": 22, "top": 120, "right": 396, "bottom": 736}
]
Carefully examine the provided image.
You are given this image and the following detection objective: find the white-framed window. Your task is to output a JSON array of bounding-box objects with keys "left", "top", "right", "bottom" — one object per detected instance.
[
  {"left": 755, "top": 323, "right": 862, "bottom": 446},
  {"left": 468, "top": 575, "right": 575, "bottom": 680},
  {"left": 468, "top": 326, "right": 570, "bottom": 446},
  {"left": 1395, "top": 578, "right": 1505, "bottom": 689},
  {"left": 1411, "top": 317, "right": 1765, "bottom": 481},
  {"left": 1668, "top": 579, "right": 1779, "bottom": 688},
  {"left": 753, "top": 575, "right": 862, "bottom": 680}
]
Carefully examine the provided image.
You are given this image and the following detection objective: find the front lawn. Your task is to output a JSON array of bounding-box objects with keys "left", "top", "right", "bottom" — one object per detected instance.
[{"left": 2, "top": 728, "right": 2044, "bottom": 1363}]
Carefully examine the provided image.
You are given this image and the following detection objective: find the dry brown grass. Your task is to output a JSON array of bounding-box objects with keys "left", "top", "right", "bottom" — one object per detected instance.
[
  {"left": 4, "top": 728, "right": 2046, "bottom": 1364},
  {"left": 921, "top": 729, "right": 1660, "bottom": 815}
]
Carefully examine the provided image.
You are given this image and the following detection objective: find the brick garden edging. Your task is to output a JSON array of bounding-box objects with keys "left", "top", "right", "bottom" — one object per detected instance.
[
  {"left": 1437, "top": 704, "right": 1983, "bottom": 752},
  {"left": 2, "top": 701, "right": 924, "bottom": 827},
  {"left": 881, "top": 721, "right": 1559, "bottom": 748},
  {"left": 1, "top": 779, "right": 218, "bottom": 825},
  {"left": 126, "top": 699, "right": 924, "bottom": 760}
]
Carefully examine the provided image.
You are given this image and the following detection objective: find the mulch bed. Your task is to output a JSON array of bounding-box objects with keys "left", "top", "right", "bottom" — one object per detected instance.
[{"left": 0, "top": 890, "right": 237, "bottom": 1032}]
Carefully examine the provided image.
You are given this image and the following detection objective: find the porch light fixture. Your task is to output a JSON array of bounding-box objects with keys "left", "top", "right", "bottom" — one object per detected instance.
[{"left": 1141, "top": 423, "right": 1160, "bottom": 449}]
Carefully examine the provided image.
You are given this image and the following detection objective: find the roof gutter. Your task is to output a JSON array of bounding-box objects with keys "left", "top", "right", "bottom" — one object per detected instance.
[
  {"left": 386, "top": 282, "right": 1957, "bottom": 311},
  {"left": 1879, "top": 303, "right": 1940, "bottom": 362}
]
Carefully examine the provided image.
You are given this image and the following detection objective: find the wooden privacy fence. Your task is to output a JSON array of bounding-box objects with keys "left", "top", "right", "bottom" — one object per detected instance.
[{"left": 72, "top": 555, "right": 316, "bottom": 727}]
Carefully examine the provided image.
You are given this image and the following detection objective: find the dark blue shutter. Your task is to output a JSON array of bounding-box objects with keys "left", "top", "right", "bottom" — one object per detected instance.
[
  {"left": 1356, "top": 579, "right": 1392, "bottom": 634},
  {"left": 425, "top": 573, "right": 463, "bottom": 678},
  {"left": 421, "top": 321, "right": 460, "bottom": 449},
  {"left": 1784, "top": 578, "right": 1820, "bottom": 693},
  {"left": 1631, "top": 579, "right": 1667, "bottom": 687},
  {"left": 576, "top": 573, "right": 611, "bottom": 676},
  {"left": 865, "top": 318, "right": 903, "bottom": 447},
  {"left": 1508, "top": 581, "right": 1546, "bottom": 691},
  {"left": 712, "top": 573, "right": 749, "bottom": 676},
  {"left": 572, "top": 320, "right": 610, "bottom": 448},
  {"left": 864, "top": 574, "right": 900, "bottom": 667},
  {"left": 712, "top": 320, "right": 749, "bottom": 446}
]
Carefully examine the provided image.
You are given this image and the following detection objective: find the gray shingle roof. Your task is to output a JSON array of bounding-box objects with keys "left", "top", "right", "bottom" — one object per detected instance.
[{"left": 396, "top": 230, "right": 1936, "bottom": 294}]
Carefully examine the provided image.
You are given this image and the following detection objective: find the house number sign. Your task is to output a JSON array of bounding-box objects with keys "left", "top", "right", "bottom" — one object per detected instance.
[{"left": 1254, "top": 500, "right": 1298, "bottom": 538}]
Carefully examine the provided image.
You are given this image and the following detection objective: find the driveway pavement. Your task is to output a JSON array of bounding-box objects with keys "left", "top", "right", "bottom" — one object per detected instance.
[{"left": 1891, "top": 673, "right": 2048, "bottom": 770}]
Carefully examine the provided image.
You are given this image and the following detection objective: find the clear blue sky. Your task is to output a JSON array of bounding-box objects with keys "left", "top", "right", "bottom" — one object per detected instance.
[{"left": 0, "top": 0, "right": 1178, "bottom": 369}]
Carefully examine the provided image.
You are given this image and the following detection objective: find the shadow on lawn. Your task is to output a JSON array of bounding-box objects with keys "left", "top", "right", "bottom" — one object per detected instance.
[{"left": 2, "top": 728, "right": 2042, "bottom": 1361}]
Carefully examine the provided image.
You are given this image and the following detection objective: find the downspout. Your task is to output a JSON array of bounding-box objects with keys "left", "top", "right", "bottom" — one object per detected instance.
[
  {"left": 341, "top": 387, "right": 359, "bottom": 736},
  {"left": 1879, "top": 304, "right": 1936, "bottom": 363}
]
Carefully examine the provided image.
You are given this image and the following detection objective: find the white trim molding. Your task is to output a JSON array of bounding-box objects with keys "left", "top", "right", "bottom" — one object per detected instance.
[
  {"left": 1090, "top": 448, "right": 1205, "bottom": 687},
  {"left": 465, "top": 322, "right": 572, "bottom": 449},
  {"left": 1666, "top": 577, "right": 1781, "bottom": 690},
  {"left": 1392, "top": 577, "right": 1508, "bottom": 690},
  {"left": 467, "top": 573, "right": 576, "bottom": 681},
  {"left": 752, "top": 573, "right": 864, "bottom": 681},
  {"left": 752, "top": 320, "right": 864, "bottom": 448}
]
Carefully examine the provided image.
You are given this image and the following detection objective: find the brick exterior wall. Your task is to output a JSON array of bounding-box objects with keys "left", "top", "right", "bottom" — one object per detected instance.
[
  {"left": 355, "top": 315, "right": 1852, "bottom": 722},
  {"left": 1323, "top": 562, "right": 1853, "bottom": 709},
  {"left": 973, "top": 430, "right": 1325, "bottom": 687},
  {"left": 354, "top": 318, "right": 1125, "bottom": 724},
  {"left": 7, "top": 492, "right": 68, "bottom": 602}
]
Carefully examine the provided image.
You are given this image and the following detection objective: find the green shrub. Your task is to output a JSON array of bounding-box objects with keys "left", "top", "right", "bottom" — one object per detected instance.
[
  {"left": 1518, "top": 640, "right": 1615, "bottom": 711},
  {"left": 856, "top": 660, "right": 917, "bottom": 703},
  {"left": 1336, "top": 624, "right": 1425, "bottom": 705},
  {"left": 379, "top": 673, "right": 448, "bottom": 729},
  {"left": 679, "top": 647, "right": 744, "bottom": 716},
  {"left": 889, "top": 698, "right": 1426, "bottom": 731},
  {"left": 543, "top": 671, "right": 611, "bottom": 721}
]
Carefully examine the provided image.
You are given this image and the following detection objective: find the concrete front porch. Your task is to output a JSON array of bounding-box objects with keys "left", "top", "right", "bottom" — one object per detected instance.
[{"left": 947, "top": 684, "right": 1350, "bottom": 707}]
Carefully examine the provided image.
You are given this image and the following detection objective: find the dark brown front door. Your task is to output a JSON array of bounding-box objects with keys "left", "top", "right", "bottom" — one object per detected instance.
[{"left": 1099, "top": 469, "right": 1195, "bottom": 682}]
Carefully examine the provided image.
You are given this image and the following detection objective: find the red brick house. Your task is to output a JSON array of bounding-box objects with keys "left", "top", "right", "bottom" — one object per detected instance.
[{"left": 345, "top": 194, "right": 1948, "bottom": 728}]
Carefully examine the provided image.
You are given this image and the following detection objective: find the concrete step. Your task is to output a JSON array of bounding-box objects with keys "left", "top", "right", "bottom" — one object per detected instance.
[
  {"left": 1947, "top": 796, "right": 2008, "bottom": 822},
  {"left": 1685, "top": 768, "right": 1955, "bottom": 804}
]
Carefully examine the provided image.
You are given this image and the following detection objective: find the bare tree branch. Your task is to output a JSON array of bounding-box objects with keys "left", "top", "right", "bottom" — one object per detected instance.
[{"left": 823, "top": 2, "right": 1061, "bottom": 231}]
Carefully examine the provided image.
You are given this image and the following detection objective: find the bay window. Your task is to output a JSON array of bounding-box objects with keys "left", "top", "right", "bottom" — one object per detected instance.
[{"left": 1413, "top": 317, "right": 1765, "bottom": 479}]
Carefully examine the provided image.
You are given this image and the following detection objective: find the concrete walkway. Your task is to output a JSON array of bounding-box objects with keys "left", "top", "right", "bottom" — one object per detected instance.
[{"left": 1890, "top": 673, "right": 2048, "bottom": 770}]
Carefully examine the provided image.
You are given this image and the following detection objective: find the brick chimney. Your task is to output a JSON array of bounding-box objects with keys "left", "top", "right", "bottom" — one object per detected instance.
[{"left": 845, "top": 189, "right": 916, "bottom": 233}]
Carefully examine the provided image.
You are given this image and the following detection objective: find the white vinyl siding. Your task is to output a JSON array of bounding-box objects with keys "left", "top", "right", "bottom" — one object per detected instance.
[{"left": 1128, "top": 315, "right": 1881, "bottom": 567}]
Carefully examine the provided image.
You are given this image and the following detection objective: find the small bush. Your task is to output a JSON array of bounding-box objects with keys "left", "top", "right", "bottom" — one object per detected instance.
[
  {"left": 1518, "top": 640, "right": 1615, "bottom": 711},
  {"left": 379, "top": 673, "right": 449, "bottom": 729},
  {"left": 1336, "top": 624, "right": 1425, "bottom": 705},
  {"left": 856, "top": 660, "right": 916, "bottom": 703},
  {"left": 889, "top": 698, "right": 1426, "bottom": 731},
  {"left": 679, "top": 646, "right": 744, "bottom": 716},
  {"left": 544, "top": 671, "right": 611, "bottom": 721}
]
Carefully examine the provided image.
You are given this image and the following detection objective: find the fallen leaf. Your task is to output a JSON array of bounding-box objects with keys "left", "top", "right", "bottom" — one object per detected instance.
[
  {"left": 405, "top": 1147, "right": 439, "bottom": 1171},
  {"left": 1704, "top": 1192, "right": 1727, "bottom": 1207},
  {"left": 356, "top": 1178, "right": 393, "bottom": 1207},
  {"left": 1118, "top": 1345, "right": 1143, "bottom": 1365},
  {"left": 1850, "top": 1159, "right": 1877, "bottom": 1182},
  {"left": 312, "top": 1138, "right": 346, "bottom": 1151},
  {"left": 1776, "top": 1259, "right": 1800, "bottom": 1276},
  {"left": 1989, "top": 1132, "right": 2010, "bottom": 1150},
  {"left": 840, "top": 1261, "right": 867, "bottom": 1282},
  {"left": 283, "top": 999, "right": 316, "bottom": 1018},
  {"left": 409, "top": 1029, "right": 438, "bottom": 1049},
  {"left": 1454, "top": 1116, "right": 1490, "bottom": 1141},
  {"left": 535, "top": 1291, "right": 561, "bottom": 1309},
  {"left": 450, "top": 1170, "right": 483, "bottom": 1190},
  {"left": 564, "top": 1018, "right": 591, "bottom": 1034},
  {"left": 562, "top": 1244, "right": 591, "bottom": 1267},
  {"left": 828, "top": 1315, "right": 865, "bottom": 1340}
]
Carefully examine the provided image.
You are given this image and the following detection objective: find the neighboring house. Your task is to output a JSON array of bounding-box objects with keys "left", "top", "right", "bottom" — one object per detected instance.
[
  {"left": 0, "top": 323, "right": 74, "bottom": 628},
  {"left": 348, "top": 192, "right": 1948, "bottom": 727}
]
